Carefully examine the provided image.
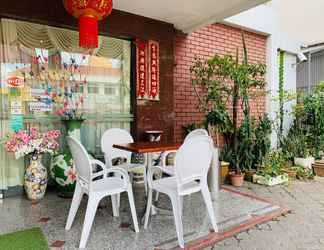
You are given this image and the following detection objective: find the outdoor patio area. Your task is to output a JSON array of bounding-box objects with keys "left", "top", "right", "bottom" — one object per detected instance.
[
  {"left": 0, "top": 182, "right": 285, "bottom": 250},
  {"left": 2, "top": 178, "right": 324, "bottom": 249},
  {"left": 1, "top": 1, "right": 324, "bottom": 250}
]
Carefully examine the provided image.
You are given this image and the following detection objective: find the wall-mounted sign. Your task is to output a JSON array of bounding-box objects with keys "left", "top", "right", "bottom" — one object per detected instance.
[
  {"left": 7, "top": 76, "right": 24, "bottom": 88},
  {"left": 148, "top": 40, "right": 160, "bottom": 101},
  {"left": 29, "top": 102, "right": 52, "bottom": 112},
  {"left": 136, "top": 40, "right": 147, "bottom": 99},
  {"left": 10, "top": 100, "right": 23, "bottom": 115}
]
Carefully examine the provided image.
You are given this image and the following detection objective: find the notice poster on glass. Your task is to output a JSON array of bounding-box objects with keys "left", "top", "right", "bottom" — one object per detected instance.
[{"left": 10, "top": 100, "right": 23, "bottom": 115}]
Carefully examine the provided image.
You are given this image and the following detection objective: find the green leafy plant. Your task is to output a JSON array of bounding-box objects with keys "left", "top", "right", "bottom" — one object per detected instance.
[
  {"left": 182, "top": 123, "right": 203, "bottom": 137},
  {"left": 281, "top": 82, "right": 324, "bottom": 160},
  {"left": 190, "top": 32, "right": 267, "bottom": 174},
  {"left": 292, "top": 165, "right": 315, "bottom": 180},
  {"left": 257, "top": 150, "right": 285, "bottom": 178},
  {"left": 278, "top": 50, "right": 285, "bottom": 142},
  {"left": 302, "top": 82, "right": 324, "bottom": 159},
  {"left": 252, "top": 114, "right": 272, "bottom": 166},
  {"left": 281, "top": 125, "right": 310, "bottom": 160}
]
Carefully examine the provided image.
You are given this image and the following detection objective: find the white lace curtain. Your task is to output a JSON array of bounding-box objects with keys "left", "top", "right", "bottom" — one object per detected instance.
[{"left": 1, "top": 18, "right": 124, "bottom": 61}]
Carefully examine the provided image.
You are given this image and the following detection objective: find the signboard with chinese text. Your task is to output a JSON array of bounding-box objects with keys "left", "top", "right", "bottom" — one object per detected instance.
[
  {"left": 148, "top": 40, "right": 160, "bottom": 101},
  {"left": 136, "top": 40, "right": 147, "bottom": 99}
]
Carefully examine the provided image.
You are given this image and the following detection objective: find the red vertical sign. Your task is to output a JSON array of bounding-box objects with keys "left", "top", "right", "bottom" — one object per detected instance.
[
  {"left": 136, "top": 40, "right": 147, "bottom": 99},
  {"left": 148, "top": 40, "right": 159, "bottom": 100}
]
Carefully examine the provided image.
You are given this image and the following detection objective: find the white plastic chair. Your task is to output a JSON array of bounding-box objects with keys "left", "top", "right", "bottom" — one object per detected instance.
[
  {"left": 144, "top": 135, "right": 218, "bottom": 248},
  {"left": 65, "top": 136, "right": 139, "bottom": 249},
  {"left": 153, "top": 129, "right": 209, "bottom": 201},
  {"left": 101, "top": 128, "right": 147, "bottom": 192},
  {"left": 159, "top": 128, "right": 209, "bottom": 176}
]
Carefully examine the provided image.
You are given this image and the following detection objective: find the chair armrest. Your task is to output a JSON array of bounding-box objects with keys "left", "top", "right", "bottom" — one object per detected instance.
[
  {"left": 91, "top": 160, "right": 130, "bottom": 187},
  {"left": 160, "top": 150, "right": 177, "bottom": 167},
  {"left": 91, "top": 159, "right": 108, "bottom": 179},
  {"left": 106, "top": 167, "right": 129, "bottom": 181},
  {"left": 107, "top": 167, "right": 130, "bottom": 188},
  {"left": 147, "top": 166, "right": 164, "bottom": 188}
]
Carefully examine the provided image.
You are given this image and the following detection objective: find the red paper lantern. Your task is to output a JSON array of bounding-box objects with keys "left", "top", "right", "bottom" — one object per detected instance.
[{"left": 63, "top": 0, "right": 113, "bottom": 49}]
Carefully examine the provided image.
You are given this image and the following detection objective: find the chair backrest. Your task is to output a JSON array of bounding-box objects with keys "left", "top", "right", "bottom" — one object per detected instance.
[
  {"left": 175, "top": 135, "right": 214, "bottom": 189},
  {"left": 66, "top": 136, "right": 92, "bottom": 184},
  {"left": 184, "top": 128, "right": 208, "bottom": 142},
  {"left": 101, "top": 128, "right": 133, "bottom": 166}
]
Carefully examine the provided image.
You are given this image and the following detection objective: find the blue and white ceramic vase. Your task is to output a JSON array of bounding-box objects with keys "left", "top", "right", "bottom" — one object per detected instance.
[{"left": 24, "top": 154, "right": 47, "bottom": 202}]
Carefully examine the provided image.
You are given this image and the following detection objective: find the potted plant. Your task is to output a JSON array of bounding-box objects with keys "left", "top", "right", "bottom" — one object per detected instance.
[
  {"left": 221, "top": 143, "right": 245, "bottom": 187},
  {"left": 293, "top": 164, "right": 315, "bottom": 180},
  {"left": 229, "top": 167, "right": 245, "bottom": 187},
  {"left": 292, "top": 134, "right": 314, "bottom": 169},
  {"left": 3, "top": 128, "right": 60, "bottom": 201},
  {"left": 253, "top": 150, "right": 288, "bottom": 186},
  {"left": 281, "top": 160, "right": 297, "bottom": 178},
  {"left": 190, "top": 32, "right": 266, "bottom": 187}
]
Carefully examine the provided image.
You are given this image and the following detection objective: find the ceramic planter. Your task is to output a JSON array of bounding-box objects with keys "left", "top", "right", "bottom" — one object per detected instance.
[
  {"left": 244, "top": 169, "right": 256, "bottom": 182},
  {"left": 294, "top": 157, "right": 315, "bottom": 169},
  {"left": 313, "top": 160, "right": 324, "bottom": 177},
  {"left": 252, "top": 174, "right": 289, "bottom": 186},
  {"left": 283, "top": 168, "right": 297, "bottom": 178},
  {"left": 24, "top": 154, "right": 47, "bottom": 202},
  {"left": 220, "top": 161, "right": 230, "bottom": 184},
  {"left": 50, "top": 119, "right": 83, "bottom": 197},
  {"left": 229, "top": 172, "right": 245, "bottom": 187}
]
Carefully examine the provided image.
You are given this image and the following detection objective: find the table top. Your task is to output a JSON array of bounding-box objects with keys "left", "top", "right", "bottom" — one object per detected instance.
[{"left": 113, "top": 141, "right": 181, "bottom": 153}]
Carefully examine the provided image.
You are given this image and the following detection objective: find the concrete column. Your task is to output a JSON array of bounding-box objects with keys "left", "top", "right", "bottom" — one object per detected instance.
[{"left": 208, "top": 147, "right": 220, "bottom": 200}]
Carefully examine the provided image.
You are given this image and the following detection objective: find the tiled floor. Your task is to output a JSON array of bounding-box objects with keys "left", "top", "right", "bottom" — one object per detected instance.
[
  {"left": 210, "top": 178, "right": 324, "bottom": 250},
  {"left": 0, "top": 183, "right": 284, "bottom": 250}
]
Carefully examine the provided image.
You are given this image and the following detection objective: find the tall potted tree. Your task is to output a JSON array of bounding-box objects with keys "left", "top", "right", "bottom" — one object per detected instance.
[{"left": 190, "top": 32, "right": 266, "bottom": 187}]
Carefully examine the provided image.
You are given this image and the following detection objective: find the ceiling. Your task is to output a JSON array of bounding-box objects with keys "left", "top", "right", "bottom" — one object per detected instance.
[
  {"left": 277, "top": 0, "right": 324, "bottom": 46},
  {"left": 113, "top": 0, "right": 269, "bottom": 33}
]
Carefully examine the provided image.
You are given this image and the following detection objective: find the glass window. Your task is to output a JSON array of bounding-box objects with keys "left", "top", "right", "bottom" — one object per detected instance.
[{"left": 0, "top": 18, "right": 133, "bottom": 190}]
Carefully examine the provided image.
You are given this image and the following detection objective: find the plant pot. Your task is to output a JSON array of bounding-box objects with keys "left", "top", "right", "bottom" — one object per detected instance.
[
  {"left": 294, "top": 157, "right": 315, "bottom": 169},
  {"left": 283, "top": 168, "right": 297, "bottom": 178},
  {"left": 252, "top": 174, "right": 289, "bottom": 186},
  {"left": 244, "top": 169, "right": 256, "bottom": 182},
  {"left": 24, "top": 154, "right": 47, "bottom": 202},
  {"left": 220, "top": 161, "right": 230, "bottom": 184},
  {"left": 313, "top": 160, "right": 324, "bottom": 177},
  {"left": 229, "top": 172, "right": 245, "bottom": 187}
]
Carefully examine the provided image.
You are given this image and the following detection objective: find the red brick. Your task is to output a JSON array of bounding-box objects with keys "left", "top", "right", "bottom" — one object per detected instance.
[{"left": 174, "top": 23, "right": 267, "bottom": 143}]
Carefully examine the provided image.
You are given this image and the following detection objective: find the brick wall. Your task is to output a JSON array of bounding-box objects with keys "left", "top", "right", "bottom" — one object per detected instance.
[{"left": 174, "top": 23, "right": 267, "bottom": 143}]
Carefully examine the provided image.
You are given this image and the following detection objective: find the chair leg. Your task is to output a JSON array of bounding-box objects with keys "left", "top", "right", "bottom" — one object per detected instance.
[
  {"left": 143, "top": 167, "right": 148, "bottom": 196},
  {"left": 201, "top": 185, "right": 218, "bottom": 232},
  {"left": 79, "top": 194, "right": 101, "bottom": 249},
  {"left": 179, "top": 196, "right": 184, "bottom": 216},
  {"left": 170, "top": 195, "right": 185, "bottom": 248},
  {"left": 144, "top": 188, "right": 153, "bottom": 229},
  {"left": 127, "top": 187, "right": 139, "bottom": 233},
  {"left": 65, "top": 182, "right": 83, "bottom": 230},
  {"left": 155, "top": 191, "right": 160, "bottom": 202},
  {"left": 111, "top": 194, "right": 119, "bottom": 217}
]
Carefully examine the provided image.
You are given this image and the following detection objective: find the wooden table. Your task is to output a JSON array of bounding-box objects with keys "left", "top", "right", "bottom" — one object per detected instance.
[{"left": 113, "top": 142, "right": 181, "bottom": 154}]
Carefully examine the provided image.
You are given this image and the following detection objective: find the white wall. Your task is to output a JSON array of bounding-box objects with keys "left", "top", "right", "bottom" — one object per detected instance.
[
  {"left": 224, "top": 0, "right": 301, "bottom": 147},
  {"left": 283, "top": 53, "right": 297, "bottom": 136}
]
